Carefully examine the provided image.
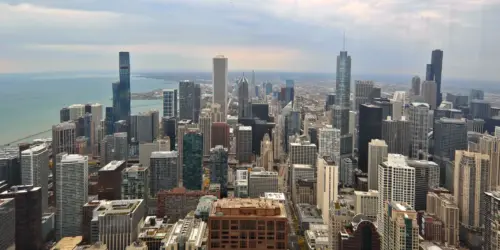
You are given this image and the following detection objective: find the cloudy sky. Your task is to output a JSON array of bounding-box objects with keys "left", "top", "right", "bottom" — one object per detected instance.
[{"left": 0, "top": 0, "right": 499, "bottom": 80}]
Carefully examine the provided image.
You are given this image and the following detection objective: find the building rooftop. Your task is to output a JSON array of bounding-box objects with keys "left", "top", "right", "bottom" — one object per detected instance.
[
  {"left": 292, "top": 164, "right": 313, "bottom": 169},
  {"left": 1, "top": 185, "right": 40, "bottom": 195},
  {"left": 150, "top": 151, "right": 178, "bottom": 158},
  {"left": 51, "top": 236, "right": 83, "bottom": 250},
  {"left": 354, "top": 190, "right": 379, "bottom": 196},
  {"left": 238, "top": 126, "right": 252, "bottom": 131},
  {"left": 21, "top": 143, "right": 47, "bottom": 154},
  {"left": 296, "top": 203, "right": 323, "bottom": 223},
  {"left": 210, "top": 198, "right": 286, "bottom": 217},
  {"left": 138, "top": 216, "right": 172, "bottom": 242},
  {"left": 99, "top": 160, "right": 125, "bottom": 171},
  {"left": 94, "top": 199, "right": 143, "bottom": 216},
  {"left": 124, "top": 164, "right": 148, "bottom": 173},
  {"left": 53, "top": 121, "right": 76, "bottom": 130},
  {"left": 486, "top": 191, "right": 500, "bottom": 200},
  {"left": 389, "top": 201, "right": 414, "bottom": 212},
  {"left": 114, "top": 132, "right": 127, "bottom": 138},
  {"left": 249, "top": 170, "right": 278, "bottom": 176},
  {"left": 61, "top": 154, "right": 87, "bottom": 163},
  {"left": 411, "top": 102, "right": 430, "bottom": 108},
  {"left": 263, "top": 192, "right": 286, "bottom": 201}
]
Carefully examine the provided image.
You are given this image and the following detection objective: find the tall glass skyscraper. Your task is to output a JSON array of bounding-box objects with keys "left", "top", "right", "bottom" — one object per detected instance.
[
  {"left": 425, "top": 50, "right": 443, "bottom": 106},
  {"left": 182, "top": 132, "right": 203, "bottom": 190},
  {"left": 113, "top": 52, "right": 131, "bottom": 127},
  {"left": 332, "top": 51, "right": 353, "bottom": 159}
]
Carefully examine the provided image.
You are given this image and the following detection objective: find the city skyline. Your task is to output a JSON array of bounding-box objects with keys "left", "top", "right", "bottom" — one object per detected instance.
[{"left": 0, "top": 0, "right": 499, "bottom": 80}]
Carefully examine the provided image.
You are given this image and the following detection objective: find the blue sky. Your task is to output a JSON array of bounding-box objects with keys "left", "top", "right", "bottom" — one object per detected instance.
[{"left": 1, "top": 0, "right": 500, "bottom": 80}]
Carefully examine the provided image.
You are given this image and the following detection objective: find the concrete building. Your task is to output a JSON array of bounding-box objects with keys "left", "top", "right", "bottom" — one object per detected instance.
[
  {"left": 296, "top": 203, "right": 324, "bottom": 233},
  {"left": 367, "top": 139, "right": 388, "bottom": 190},
  {"left": 358, "top": 104, "right": 383, "bottom": 172},
  {"left": 289, "top": 141, "right": 318, "bottom": 169},
  {"left": 122, "top": 164, "right": 149, "bottom": 200},
  {"left": 236, "top": 126, "right": 252, "bottom": 163},
  {"left": 329, "top": 200, "right": 355, "bottom": 250},
  {"left": 93, "top": 199, "right": 146, "bottom": 250},
  {"left": 248, "top": 168, "right": 278, "bottom": 198},
  {"left": 20, "top": 143, "right": 49, "bottom": 212},
  {"left": 52, "top": 121, "right": 77, "bottom": 181},
  {"left": 211, "top": 122, "right": 230, "bottom": 148},
  {"left": 422, "top": 80, "right": 437, "bottom": 109},
  {"left": 479, "top": 134, "right": 500, "bottom": 190},
  {"left": 179, "top": 80, "right": 200, "bottom": 122},
  {"left": 207, "top": 198, "right": 288, "bottom": 250},
  {"left": 82, "top": 200, "right": 101, "bottom": 244},
  {"left": 381, "top": 116, "right": 410, "bottom": 155},
  {"left": 470, "top": 99, "right": 491, "bottom": 119},
  {"left": 69, "top": 104, "right": 85, "bottom": 120},
  {"left": 131, "top": 112, "right": 154, "bottom": 143},
  {"left": 113, "top": 132, "right": 128, "bottom": 162},
  {"left": 56, "top": 154, "right": 88, "bottom": 239},
  {"left": 354, "top": 80, "right": 378, "bottom": 110},
  {"left": 340, "top": 156, "right": 356, "bottom": 187},
  {"left": 150, "top": 151, "right": 178, "bottom": 196},
  {"left": 138, "top": 142, "right": 160, "bottom": 167},
  {"left": 156, "top": 187, "right": 217, "bottom": 221},
  {"left": 200, "top": 111, "right": 212, "bottom": 156},
  {"left": 409, "top": 102, "right": 430, "bottom": 159},
  {"left": 354, "top": 190, "right": 379, "bottom": 219},
  {"left": 98, "top": 160, "right": 126, "bottom": 200},
  {"left": 305, "top": 224, "right": 329, "bottom": 250},
  {"left": 426, "top": 190, "right": 459, "bottom": 247},
  {"left": 163, "top": 213, "right": 206, "bottom": 250},
  {"left": 338, "top": 215, "right": 380, "bottom": 250},
  {"left": 382, "top": 201, "right": 419, "bottom": 250},
  {"left": 433, "top": 118, "right": 467, "bottom": 184},
  {"left": 295, "top": 179, "right": 316, "bottom": 205},
  {"left": 213, "top": 55, "right": 228, "bottom": 121},
  {"left": 290, "top": 164, "right": 315, "bottom": 203},
  {"left": 209, "top": 146, "right": 229, "bottom": 197},
  {"left": 162, "top": 89, "right": 177, "bottom": 117},
  {"left": 0, "top": 198, "right": 15, "bottom": 250},
  {"left": 0, "top": 185, "right": 42, "bottom": 250},
  {"left": 260, "top": 133, "right": 273, "bottom": 171},
  {"left": 318, "top": 126, "right": 340, "bottom": 159},
  {"left": 406, "top": 160, "right": 439, "bottom": 211},
  {"left": 0, "top": 147, "right": 21, "bottom": 188},
  {"left": 377, "top": 154, "right": 415, "bottom": 235},
  {"left": 484, "top": 191, "right": 500, "bottom": 250},
  {"left": 316, "top": 156, "right": 339, "bottom": 225},
  {"left": 411, "top": 76, "right": 421, "bottom": 96}
]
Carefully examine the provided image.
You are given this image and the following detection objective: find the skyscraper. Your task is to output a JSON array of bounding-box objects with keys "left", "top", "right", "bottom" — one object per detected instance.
[
  {"left": 381, "top": 116, "right": 410, "bottom": 155},
  {"left": 429, "top": 50, "right": 443, "bottom": 106},
  {"left": 316, "top": 156, "right": 338, "bottom": 225},
  {"left": 113, "top": 52, "right": 131, "bottom": 135},
  {"left": 411, "top": 76, "right": 421, "bottom": 96},
  {"left": 409, "top": 102, "right": 430, "bottom": 159},
  {"left": 236, "top": 126, "right": 253, "bottom": 163},
  {"left": 209, "top": 146, "right": 229, "bottom": 197},
  {"left": 200, "top": 111, "right": 212, "bottom": 156},
  {"left": 318, "top": 126, "right": 340, "bottom": 159},
  {"left": 484, "top": 191, "right": 500, "bottom": 250},
  {"left": 382, "top": 201, "right": 419, "bottom": 250},
  {"left": 113, "top": 132, "right": 128, "bottom": 162},
  {"left": 122, "top": 164, "right": 149, "bottom": 200},
  {"left": 162, "top": 89, "right": 178, "bottom": 118},
  {"left": 367, "top": 139, "right": 388, "bottom": 190},
  {"left": 284, "top": 79, "right": 295, "bottom": 106},
  {"left": 213, "top": 55, "right": 228, "bottom": 121},
  {"left": 354, "top": 80, "right": 379, "bottom": 110},
  {"left": 211, "top": 122, "right": 230, "bottom": 148},
  {"left": 150, "top": 151, "right": 178, "bottom": 196},
  {"left": 479, "top": 134, "right": 500, "bottom": 189},
  {"left": 162, "top": 116, "right": 177, "bottom": 150},
  {"left": 237, "top": 77, "right": 250, "bottom": 118},
  {"left": 406, "top": 160, "right": 439, "bottom": 211},
  {"left": 358, "top": 104, "right": 383, "bottom": 172},
  {"left": 179, "top": 80, "right": 197, "bottom": 121},
  {"left": 421, "top": 80, "right": 437, "bottom": 109},
  {"left": 433, "top": 118, "right": 467, "bottom": 184},
  {"left": 51, "top": 121, "right": 76, "bottom": 199},
  {"left": 21, "top": 144, "right": 48, "bottom": 212},
  {"left": 56, "top": 154, "right": 88, "bottom": 240},
  {"left": 333, "top": 50, "right": 353, "bottom": 160},
  {"left": 0, "top": 198, "right": 15, "bottom": 250},
  {"left": 183, "top": 132, "right": 203, "bottom": 190}
]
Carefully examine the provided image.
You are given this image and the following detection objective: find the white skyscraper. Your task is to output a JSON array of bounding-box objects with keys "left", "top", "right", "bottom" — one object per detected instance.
[
  {"left": 422, "top": 81, "right": 437, "bottom": 109},
  {"left": 316, "top": 156, "right": 339, "bottom": 224},
  {"left": 21, "top": 144, "right": 49, "bottom": 212},
  {"left": 213, "top": 55, "right": 228, "bottom": 121},
  {"left": 56, "top": 154, "right": 88, "bottom": 240},
  {"left": 68, "top": 104, "right": 85, "bottom": 120},
  {"left": 162, "top": 89, "right": 177, "bottom": 117},
  {"left": 368, "top": 139, "right": 388, "bottom": 190},
  {"left": 91, "top": 103, "right": 103, "bottom": 155},
  {"left": 377, "top": 154, "right": 415, "bottom": 236},
  {"left": 409, "top": 102, "right": 430, "bottom": 159},
  {"left": 318, "top": 126, "right": 340, "bottom": 159},
  {"left": 200, "top": 111, "right": 212, "bottom": 156}
]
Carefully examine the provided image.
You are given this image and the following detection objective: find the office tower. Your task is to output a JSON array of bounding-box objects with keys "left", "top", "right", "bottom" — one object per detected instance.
[
  {"left": 467, "top": 118, "right": 485, "bottom": 133},
  {"left": 367, "top": 139, "right": 388, "bottom": 190},
  {"left": 100, "top": 135, "right": 113, "bottom": 165},
  {"left": 409, "top": 102, "right": 430, "bottom": 159},
  {"left": 132, "top": 112, "right": 154, "bottom": 142},
  {"left": 484, "top": 191, "right": 500, "bottom": 250},
  {"left": 318, "top": 126, "right": 340, "bottom": 159},
  {"left": 93, "top": 199, "right": 145, "bottom": 250},
  {"left": 316, "top": 156, "right": 339, "bottom": 224},
  {"left": 251, "top": 103, "right": 270, "bottom": 121},
  {"left": 0, "top": 148, "right": 21, "bottom": 187},
  {"left": 138, "top": 141, "right": 160, "bottom": 167},
  {"left": 179, "top": 80, "right": 197, "bottom": 120},
  {"left": 426, "top": 191, "right": 459, "bottom": 246},
  {"left": 52, "top": 121, "right": 77, "bottom": 157},
  {"left": 433, "top": 118, "right": 467, "bottom": 184},
  {"left": 260, "top": 134, "right": 273, "bottom": 170},
  {"left": 162, "top": 116, "right": 177, "bottom": 150},
  {"left": 97, "top": 160, "right": 126, "bottom": 200},
  {"left": 454, "top": 151, "right": 489, "bottom": 230},
  {"left": 295, "top": 178, "right": 316, "bottom": 205},
  {"left": 211, "top": 122, "right": 230, "bottom": 148},
  {"left": 421, "top": 80, "right": 437, "bottom": 109},
  {"left": 162, "top": 89, "right": 177, "bottom": 117},
  {"left": 333, "top": 50, "right": 353, "bottom": 160},
  {"left": 113, "top": 132, "right": 128, "bottom": 162},
  {"left": 209, "top": 146, "right": 228, "bottom": 197},
  {"left": 149, "top": 151, "right": 178, "bottom": 196},
  {"left": 354, "top": 80, "right": 379, "bottom": 110},
  {"left": 200, "top": 112, "right": 212, "bottom": 156},
  {"left": 340, "top": 156, "right": 356, "bottom": 186},
  {"left": 338, "top": 217, "right": 380, "bottom": 250},
  {"left": 290, "top": 164, "right": 315, "bottom": 203},
  {"left": 469, "top": 89, "right": 484, "bottom": 105},
  {"left": 377, "top": 154, "right": 416, "bottom": 235},
  {"left": 426, "top": 49, "right": 443, "bottom": 105},
  {"left": 354, "top": 190, "right": 379, "bottom": 219},
  {"left": 237, "top": 77, "right": 250, "bottom": 118},
  {"left": 149, "top": 109, "right": 160, "bottom": 141},
  {"left": 82, "top": 200, "right": 101, "bottom": 243},
  {"left": 114, "top": 119, "right": 127, "bottom": 133},
  {"left": 213, "top": 55, "right": 228, "bottom": 120},
  {"left": 325, "top": 93, "right": 336, "bottom": 111},
  {"left": 68, "top": 104, "right": 85, "bottom": 120},
  {"left": 0, "top": 198, "right": 15, "bottom": 250},
  {"left": 371, "top": 98, "right": 392, "bottom": 120},
  {"left": 381, "top": 116, "right": 410, "bottom": 155},
  {"left": 183, "top": 132, "right": 203, "bottom": 190},
  {"left": 208, "top": 198, "right": 288, "bottom": 250},
  {"left": 329, "top": 201, "right": 354, "bottom": 250},
  {"left": 479, "top": 135, "right": 500, "bottom": 189},
  {"left": 112, "top": 52, "right": 131, "bottom": 125},
  {"left": 210, "top": 103, "right": 224, "bottom": 123},
  {"left": 60, "top": 107, "right": 70, "bottom": 122},
  {"left": 382, "top": 201, "right": 419, "bottom": 250},
  {"left": 358, "top": 104, "right": 382, "bottom": 172},
  {"left": 236, "top": 126, "right": 252, "bottom": 163},
  {"left": 56, "top": 154, "right": 88, "bottom": 239},
  {"left": 289, "top": 140, "right": 318, "bottom": 168},
  {"left": 122, "top": 164, "right": 149, "bottom": 200},
  {"left": 177, "top": 122, "right": 198, "bottom": 176},
  {"left": 20, "top": 144, "right": 48, "bottom": 212},
  {"left": 470, "top": 100, "right": 491, "bottom": 119},
  {"left": 194, "top": 84, "right": 201, "bottom": 123},
  {"left": 104, "top": 107, "right": 114, "bottom": 135},
  {"left": 406, "top": 160, "right": 439, "bottom": 211},
  {"left": 411, "top": 76, "right": 421, "bottom": 95},
  {"left": 0, "top": 185, "right": 42, "bottom": 250},
  {"left": 248, "top": 168, "right": 278, "bottom": 198},
  {"left": 156, "top": 187, "right": 218, "bottom": 220}
]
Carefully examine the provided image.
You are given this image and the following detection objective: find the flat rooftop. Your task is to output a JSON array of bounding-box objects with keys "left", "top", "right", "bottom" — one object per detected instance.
[
  {"left": 263, "top": 192, "right": 286, "bottom": 201},
  {"left": 99, "top": 160, "right": 125, "bottom": 171},
  {"left": 51, "top": 236, "right": 83, "bottom": 250},
  {"left": 211, "top": 198, "right": 286, "bottom": 217},
  {"left": 61, "top": 154, "right": 87, "bottom": 163},
  {"left": 124, "top": 164, "right": 148, "bottom": 172},
  {"left": 21, "top": 143, "right": 47, "bottom": 154},
  {"left": 151, "top": 151, "right": 178, "bottom": 158},
  {"left": 95, "top": 199, "right": 143, "bottom": 216},
  {"left": 238, "top": 126, "right": 252, "bottom": 131},
  {"left": 292, "top": 164, "right": 313, "bottom": 169}
]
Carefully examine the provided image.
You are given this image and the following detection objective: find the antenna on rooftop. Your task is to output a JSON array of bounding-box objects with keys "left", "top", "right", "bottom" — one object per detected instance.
[{"left": 343, "top": 30, "right": 346, "bottom": 51}]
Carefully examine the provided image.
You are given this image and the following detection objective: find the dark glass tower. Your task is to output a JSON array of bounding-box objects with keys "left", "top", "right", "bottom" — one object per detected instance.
[
  {"left": 105, "top": 107, "right": 114, "bottom": 135},
  {"left": 209, "top": 145, "right": 229, "bottom": 197},
  {"left": 238, "top": 77, "right": 250, "bottom": 118},
  {"left": 179, "top": 80, "right": 200, "bottom": 121},
  {"left": 182, "top": 132, "right": 203, "bottom": 190},
  {"left": 425, "top": 50, "right": 444, "bottom": 105},
  {"left": 358, "top": 104, "right": 382, "bottom": 172},
  {"left": 162, "top": 116, "right": 177, "bottom": 150}
]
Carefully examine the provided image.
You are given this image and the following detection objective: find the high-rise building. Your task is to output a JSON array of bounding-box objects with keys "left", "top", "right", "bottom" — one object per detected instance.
[
  {"left": 213, "top": 55, "right": 228, "bottom": 120},
  {"left": 426, "top": 190, "right": 459, "bottom": 247},
  {"left": 237, "top": 77, "right": 250, "bottom": 118},
  {"left": 162, "top": 89, "right": 178, "bottom": 117},
  {"left": 260, "top": 134, "right": 273, "bottom": 171},
  {"left": 68, "top": 104, "right": 85, "bottom": 121},
  {"left": 484, "top": 191, "right": 500, "bottom": 250},
  {"left": 177, "top": 122, "right": 198, "bottom": 177},
  {"left": 60, "top": 107, "right": 70, "bottom": 122},
  {"left": 406, "top": 160, "right": 439, "bottom": 211},
  {"left": 162, "top": 116, "right": 177, "bottom": 150},
  {"left": 236, "top": 126, "right": 252, "bottom": 163},
  {"left": 248, "top": 168, "right": 278, "bottom": 198},
  {"left": 469, "top": 89, "right": 484, "bottom": 106},
  {"left": 56, "top": 154, "right": 88, "bottom": 240},
  {"left": 411, "top": 76, "right": 421, "bottom": 96},
  {"left": 290, "top": 164, "right": 315, "bottom": 203},
  {"left": 52, "top": 122, "right": 77, "bottom": 162},
  {"left": 381, "top": 116, "right": 410, "bottom": 155},
  {"left": 470, "top": 99, "right": 491, "bottom": 119},
  {"left": 112, "top": 52, "right": 131, "bottom": 126},
  {"left": 289, "top": 140, "right": 318, "bottom": 173},
  {"left": 113, "top": 132, "right": 128, "bottom": 162},
  {"left": 93, "top": 199, "right": 146, "bottom": 250},
  {"left": 325, "top": 93, "right": 335, "bottom": 111},
  {"left": 338, "top": 216, "right": 381, "bottom": 250},
  {"left": 98, "top": 160, "right": 126, "bottom": 200},
  {"left": 183, "top": 132, "right": 203, "bottom": 190},
  {"left": 211, "top": 122, "right": 230, "bottom": 149},
  {"left": 433, "top": 117, "right": 467, "bottom": 184},
  {"left": 421, "top": 81, "right": 437, "bottom": 109},
  {"left": 0, "top": 198, "right": 15, "bottom": 250},
  {"left": 453, "top": 150, "right": 489, "bottom": 230},
  {"left": 104, "top": 107, "right": 114, "bottom": 135},
  {"left": 156, "top": 187, "right": 218, "bottom": 220},
  {"left": 211, "top": 103, "right": 224, "bottom": 123},
  {"left": 316, "top": 156, "right": 339, "bottom": 224},
  {"left": 209, "top": 146, "right": 228, "bottom": 197},
  {"left": 333, "top": 50, "right": 353, "bottom": 160},
  {"left": 318, "top": 126, "right": 340, "bottom": 159},
  {"left": 0, "top": 148, "right": 21, "bottom": 187},
  {"left": 208, "top": 198, "right": 288, "bottom": 250},
  {"left": 150, "top": 151, "right": 178, "bottom": 196},
  {"left": 377, "top": 154, "right": 415, "bottom": 235},
  {"left": 179, "top": 80, "right": 199, "bottom": 121},
  {"left": 164, "top": 213, "right": 206, "bottom": 250},
  {"left": 479, "top": 134, "right": 500, "bottom": 190},
  {"left": 0, "top": 185, "right": 42, "bottom": 250},
  {"left": 367, "top": 139, "right": 388, "bottom": 190},
  {"left": 354, "top": 190, "right": 379, "bottom": 220},
  {"left": 200, "top": 111, "right": 212, "bottom": 156},
  {"left": 358, "top": 104, "right": 383, "bottom": 172},
  {"left": 382, "top": 201, "right": 419, "bottom": 250},
  {"left": 122, "top": 164, "right": 149, "bottom": 200},
  {"left": 329, "top": 201, "right": 354, "bottom": 250},
  {"left": 409, "top": 102, "right": 430, "bottom": 159},
  {"left": 354, "top": 80, "right": 379, "bottom": 110},
  {"left": 20, "top": 144, "right": 48, "bottom": 212},
  {"left": 131, "top": 112, "right": 154, "bottom": 143},
  {"left": 427, "top": 50, "right": 443, "bottom": 106}
]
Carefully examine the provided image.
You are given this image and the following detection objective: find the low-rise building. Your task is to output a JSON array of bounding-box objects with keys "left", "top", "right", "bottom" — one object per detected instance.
[
  {"left": 162, "top": 213, "right": 206, "bottom": 250},
  {"left": 296, "top": 203, "right": 324, "bottom": 233}
]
